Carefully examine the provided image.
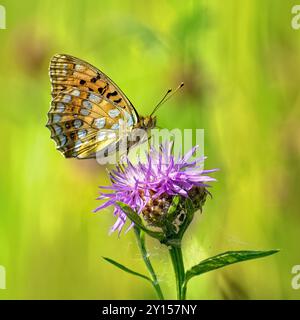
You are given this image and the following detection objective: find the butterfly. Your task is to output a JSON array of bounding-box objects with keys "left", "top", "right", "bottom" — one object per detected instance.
[{"left": 47, "top": 54, "right": 183, "bottom": 159}]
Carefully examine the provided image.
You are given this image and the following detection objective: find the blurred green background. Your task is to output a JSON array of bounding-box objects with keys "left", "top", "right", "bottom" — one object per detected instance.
[{"left": 0, "top": 0, "right": 300, "bottom": 299}]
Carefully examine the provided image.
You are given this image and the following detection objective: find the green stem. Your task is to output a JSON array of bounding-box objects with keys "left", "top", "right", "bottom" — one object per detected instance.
[
  {"left": 134, "top": 226, "right": 164, "bottom": 300},
  {"left": 169, "top": 244, "right": 186, "bottom": 300},
  {"left": 182, "top": 281, "right": 187, "bottom": 300}
]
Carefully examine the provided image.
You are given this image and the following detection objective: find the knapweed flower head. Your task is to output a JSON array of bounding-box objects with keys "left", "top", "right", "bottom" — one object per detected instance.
[{"left": 94, "top": 143, "right": 218, "bottom": 234}]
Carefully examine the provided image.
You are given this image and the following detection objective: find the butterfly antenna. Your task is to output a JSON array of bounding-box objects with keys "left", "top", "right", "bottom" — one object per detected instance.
[
  {"left": 150, "top": 82, "right": 184, "bottom": 116},
  {"left": 150, "top": 89, "right": 172, "bottom": 117}
]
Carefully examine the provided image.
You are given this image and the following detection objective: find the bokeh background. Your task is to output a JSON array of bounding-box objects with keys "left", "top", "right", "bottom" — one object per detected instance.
[{"left": 0, "top": 0, "right": 300, "bottom": 299}]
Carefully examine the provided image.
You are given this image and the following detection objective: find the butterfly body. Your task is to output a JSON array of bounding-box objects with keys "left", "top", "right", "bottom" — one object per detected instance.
[{"left": 47, "top": 54, "right": 155, "bottom": 159}]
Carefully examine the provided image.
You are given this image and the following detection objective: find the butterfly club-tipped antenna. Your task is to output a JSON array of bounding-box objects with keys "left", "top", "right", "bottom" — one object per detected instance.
[{"left": 150, "top": 82, "right": 184, "bottom": 117}]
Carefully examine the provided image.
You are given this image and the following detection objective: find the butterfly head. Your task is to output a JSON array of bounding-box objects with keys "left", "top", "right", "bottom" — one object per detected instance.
[{"left": 138, "top": 115, "right": 157, "bottom": 130}]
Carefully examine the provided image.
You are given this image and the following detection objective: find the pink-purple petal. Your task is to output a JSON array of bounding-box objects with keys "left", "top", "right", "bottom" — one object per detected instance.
[{"left": 94, "top": 142, "right": 217, "bottom": 234}]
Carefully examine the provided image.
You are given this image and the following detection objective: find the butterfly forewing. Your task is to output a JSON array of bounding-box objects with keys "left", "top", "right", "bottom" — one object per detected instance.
[{"left": 47, "top": 54, "right": 139, "bottom": 159}]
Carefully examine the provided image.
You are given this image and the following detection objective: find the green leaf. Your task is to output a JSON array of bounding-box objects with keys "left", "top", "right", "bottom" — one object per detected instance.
[
  {"left": 116, "top": 201, "right": 164, "bottom": 241},
  {"left": 102, "top": 256, "right": 152, "bottom": 283},
  {"left": 177, "top": 198, "right": 195, "bottom": 239},
  {"left": 185, "top": 249, "right": 280, "bottom": 282},
  {"left": 163, "top": 197, "right": 196, "bottom": 246},
  {"left": 167, "top": 195, "right": 180, "bottom": 218}
]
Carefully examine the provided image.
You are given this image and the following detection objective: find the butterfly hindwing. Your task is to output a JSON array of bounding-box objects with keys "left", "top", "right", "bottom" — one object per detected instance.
[{"left": 47, "top": 54, "right": 139, "bottom": 159}]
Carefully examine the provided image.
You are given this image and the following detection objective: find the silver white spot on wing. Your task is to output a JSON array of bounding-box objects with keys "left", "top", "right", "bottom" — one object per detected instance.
[
  {"left": 89, "top": 93, "right": 101, "bottom": 104},
  {"left": 123, "top": 111, "right": 134, "bottom": 127},
  {"left": 73, "top": 119, "right": 82, "bottom": 129},
  {"left": 111, "top": 123, "right": 119, "bottom": 130},
  {"left": 108, "top": 109, "right": 120, "bottom": 118},
  {"left": 75, "top": 64, "right": 85, "bottom": 72},
  {"left": 58, "top": 134, "right": 67, "bottom": 147},
  {"left": 53, "top": 124, "right": 62, "bottom": 135},
  {"left": 72, "top": 89, "right": 80, "bottom": 97},
  {"left": 97, "top": 132, "right": 107, "bottom": 141},
  {"left": 83, "top": 100, "right": 92, "bottom": 109},
  {"left": 80, "top": 109, "right": 90, "bottom": 116},
  {"left": 56, "top": 102, "right": 65, "bottom": 112},
  {"left": 78, "top": 129, "right": 87, "bottom": 139},
  {"left": 127, "top": 116, "right": 134, "bottom": 127},
  {"left": 94, "top": 118, "right": 106, "bottom": 129},
  {"left": 62, "top": 94, "right": 72, "bottom": 103},
  {"left": 74, "top": 140, "right": 82, "bottom": 149},
  {"left": 53, "top": 114, "right": 61, "bottom": 123}
]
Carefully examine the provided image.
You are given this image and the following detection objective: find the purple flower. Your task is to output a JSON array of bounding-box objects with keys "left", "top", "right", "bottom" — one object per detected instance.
[{"left": 94, "top": 143, "right": 218, "bottom": 234}]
